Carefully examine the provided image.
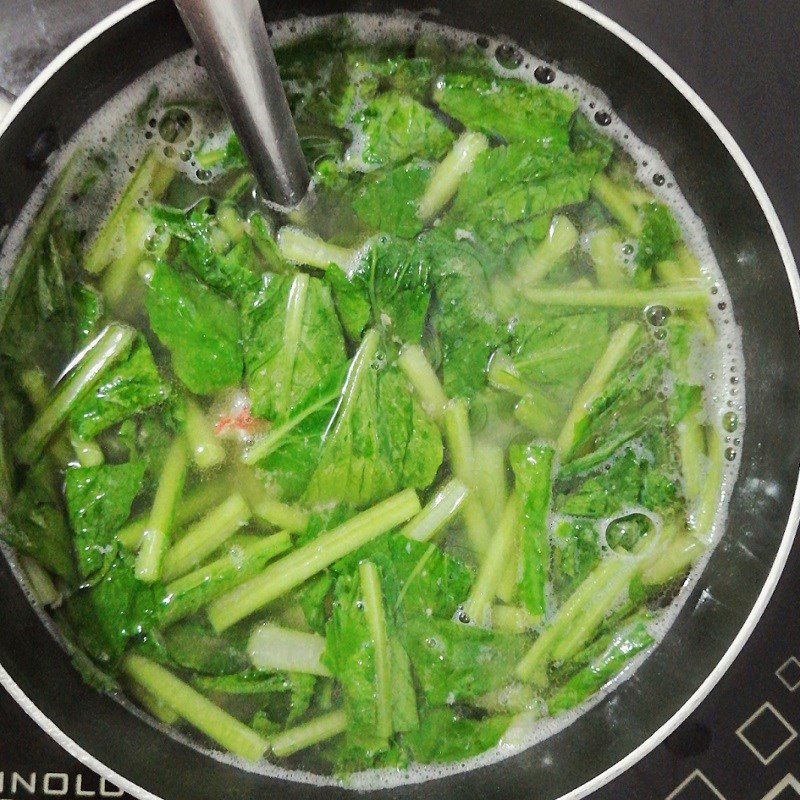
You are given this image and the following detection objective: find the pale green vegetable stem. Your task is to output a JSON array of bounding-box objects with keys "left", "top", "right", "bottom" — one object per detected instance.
[
  {"left": 249, "top": 494, "right": 309, "bottom": 533},
  {"left": 277, "top": 226, "right": 355, "bottom": 271},
  {"left": 84, "top": 150, "right": 174, "bottom": 274},
  {"left": 589, "top": 227, "right": 627, "bottom": 287},
  {"left": 118, "top": 480, "right": 231, "bottom": 551},
  {"left": 15, "top": 324, "right": 136, "bottom": 465},
  {"left": 463, "top": 494, "right": 522, "bottom": 624},
  {"left": 418, "top": 131, "right": 489, "bottom": 222},
  {"left": 21, "top": 555, "right": 60, "bottom": 607},
  {"left": 401, "top": 477, "right": 468, "bottom": 542},
  {"left": 522, "top": 285, "right": 709, "bottom": 311},
  {"left": 70, "top": 433, "right": 104, "bottom": 467},
  {"left": 185, "top": 400, "right": 226, "bottom": 470},
  {"left": 359, "top": 561, "right": 392, "bottom": 741},
  {"left": 491, "top": 604, "right": 540, "bottom": 634},
  {"left": 122, "top": 654, "right": 268, "bottom": 761},
  {"left": 557, "top": 322, "right": 640, "bottom": 457},
  {"left": 514, "top": 215, "right": 579, "bottom": 286},
  {"left": 248, "top": 622, "right": 331, "bottom": 676},
  {"left": 398, "top": 344, "right": 448, "bottom": 421},
  {"left": 160, "top": 492, "right": 252, "bottom": 582},
  {"left": 207, "top": 488, "right": 420, "bottom": 631},
  {"left": 135, "top": 434, "right": 188, "bottom": 582},
  {"left": 270, "top": 711, "right": 347, "bottom": 758},
  {"left": 277, "top": 273, "right": 310, "bottom": 416},
  {"left": 694, "top": 426, "right": 723, "bottom": 543},
  {"left": 591, "top": 174, "right": 642, "bottom": 235},
  {"left": 162, "top": 533, "right": 291, "bottom": 625},
  {"left": 442, "top": 399, "right": 492, "bottom": 555},
  {"left": 474, "top": 442, "right": 508, "bottom": 527}
]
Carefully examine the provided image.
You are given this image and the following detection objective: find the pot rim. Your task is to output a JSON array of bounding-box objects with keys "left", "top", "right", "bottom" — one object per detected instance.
[{"left": 0, "top": 1, "right": 798, "bottom": 798}]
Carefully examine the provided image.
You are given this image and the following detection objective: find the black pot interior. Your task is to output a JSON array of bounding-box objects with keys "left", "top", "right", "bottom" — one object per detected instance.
[{"left": 0, "top": 2, "right": 798, "bottom": 799}]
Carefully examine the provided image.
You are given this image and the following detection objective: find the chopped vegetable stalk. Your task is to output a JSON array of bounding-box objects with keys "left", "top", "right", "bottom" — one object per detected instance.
[
  {"left": 216, "top": 205, "right": 246, "bottom": 242},
  {"left": 135, "top": 435, "right": 188, "bottom": 582},
  {"left": 656, "top": 260, "right": 716, "bottom": 343},
  {"left": 127, "top": 679, "right": 180, "bottom": 725},
  {"left": 99, "top": 210, "right": 154, "bottom": 308},
  {"left": 70, "top": 433, "right": 104, "bottom": 467},
  {"left": 516, "top": 555, "right": 636, "bottom": 684},
  {"left": 0, "top": 151, "right": 81, "bottom": 334},
  {"left": 277, "top": 273, "right": 310, "bottom": 415},
  {"left": 21, "top": 555, "right": 60, "bottom": 606},
  {"left": 249, "top": 494, "right": 309, "bottom": 533},
  {"left": 492, "top": 605, "right": 540, "bottom": 633},
  {"left": 514, "top": 216, "right": 579, "bottom": 286},
  {"left": 401, "top": 477, "right": 468, "bottom": 542},
  {"left": 640, "top": 534, "right": 704, "bottom": 585},
  {"left": 589, "top": 228, "right": 627, "bottom": 287},
  {"left": 270, "top": 710, "right": 347, "bottom": 758},
  {"left": 550, "top": 559, "right": 636, "bottom": 662},
  {"left": 359, "top": 561, "right": 392, "bottom": 740},
  {"left": 185, "top": 400, "right": 226, "bottom": 469},
  {"left": 557, "top": 322, "right": 640, "bottom": 457},
  {"left": 591, "top": 174, "right": 642, "bottom": 235},
  {"left": 207, "top": 488, "right": 421, "bottom": 631},
  {"left": 496, "top": 538, "right": 520, "bottom": 605},
  {"left": 442, "top": 400, "right": 492, "bottom": 555},
  {"left": 398, "top": 344, "right": 448, "bottom": 421},
  {"left": 418, "top": 131, "right": 489, "bottom": 222},
  {"left": 522, "top": 284, "right": 709, "bottom": 310},
  {"left": 487, "top": 352, "right": 530, "bottom": 397},
  {"left": 122, "top": 654, "right": 269, "bottom": 760},
  {"left": 694, "top": 426, "right": 723, "bottom": 543},
  {"left": 474, "top": 442, "right": 508, "bottom": 526},
  {"left": 162, "top": 532, "right": 291, "bottom": 624},
  {"left": 513, "top": 444, "right": 554, "bottom": 617},
  {"left": 463, "top": 494, "right": 522, "bottom": 624},
  {"left": 15, "top": 324, "right": 137, "bottom": 465},
  {"left": 547, "top": 617, "right": 654, "bottom": 714},
  {"left": 161, "top": 493, "right": 252, "bottom": 581},
  {"left": 118, "top": 480, "right": 230, "bottom": 551},
  {"left": 248, "top": 622, "right": 331, "bottom": 676},
  {"left": 676, "top": 243, "right": 703, "bottom": 279},
  {"left": 678, "top": 413, "right": 706, "bottom": 502},
  {"left": 85, "top": 150, "right": 174, "bottom": 273},
  {"left": 513, "top": 392, "right": 561, "bottom": 440},
  {"left": 277, "top": 226, "right": 356, "bottom": 271}
]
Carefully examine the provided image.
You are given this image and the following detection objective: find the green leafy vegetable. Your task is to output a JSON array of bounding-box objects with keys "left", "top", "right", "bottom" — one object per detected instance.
[
  {"left": 145, "top": 262, "right": 243, "bottom": 395},
  {"left": 65, "top": 461, "right": 145, "bottom": 578},
  {"left": 70, "top": 338, "right": 168, "bottom": 439},
  {"left": 242, "top": 272, "right": 347, "bottom": 419},
  {"left": 304, "top": 332, "right": 443, "bottom": 508},
  {"left": 352, "top": 92, "right": 454, "bottom": 166},
  {"left": 404, "top": 617, "right": 528, "bottom": 705},
  {"left": 403, "top": 708, "right": 511, "bottom": 763},
  {"left": 1, "top": 459, "right": 76, "bottom": 581},
  {"left": 434, "top": 73, "right": 576, "bottom": 147},
  {"left": 352, "top": 162, "right": 429, "bottom": 239}
]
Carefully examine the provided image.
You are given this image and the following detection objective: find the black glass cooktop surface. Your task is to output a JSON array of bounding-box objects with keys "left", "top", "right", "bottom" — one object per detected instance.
[{"left": 0, "top": 2, "right": 798, "bottom": 799}]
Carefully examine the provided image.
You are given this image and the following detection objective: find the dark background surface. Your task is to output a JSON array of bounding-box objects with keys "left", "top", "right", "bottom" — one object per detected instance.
[{"left": 0, "top": 1, "right": 798, "bottom": 799}]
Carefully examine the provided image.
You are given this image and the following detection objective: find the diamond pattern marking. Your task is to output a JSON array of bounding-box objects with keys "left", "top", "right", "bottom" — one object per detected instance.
[{"left": 736, "top": 702, "right": 798, "bottom": 765}]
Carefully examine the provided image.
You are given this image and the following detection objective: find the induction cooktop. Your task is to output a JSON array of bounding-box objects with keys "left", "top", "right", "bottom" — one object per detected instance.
[{"left": 0, "top": 2, "right": 798, "bottom": 798}]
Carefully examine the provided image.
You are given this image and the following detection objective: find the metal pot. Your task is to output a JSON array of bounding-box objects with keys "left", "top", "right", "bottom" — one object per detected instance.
[{"left": 0, "top": 2, "right": 798, "bottom": 798}]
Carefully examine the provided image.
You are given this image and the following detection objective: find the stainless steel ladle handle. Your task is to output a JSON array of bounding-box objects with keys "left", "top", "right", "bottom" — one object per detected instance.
[{"left": 173, "top": 0, "right": 310, "bottom": 208}]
